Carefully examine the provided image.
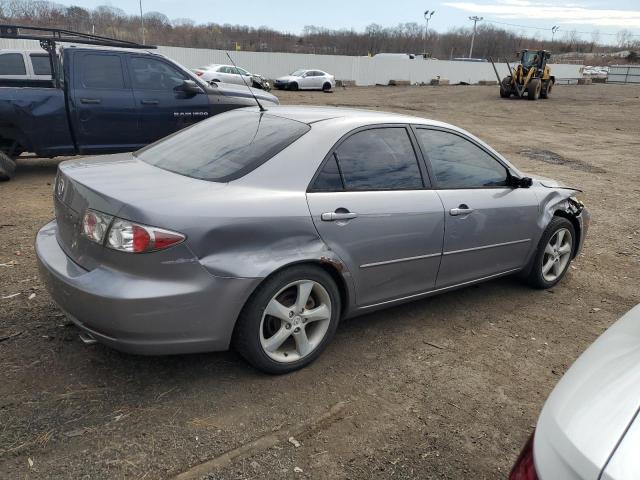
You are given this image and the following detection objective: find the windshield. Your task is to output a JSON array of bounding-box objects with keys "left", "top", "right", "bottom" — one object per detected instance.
[
  {"left": 521, "top": 51, "right": 540, "bottom": 68},
  {"left": 135, "top": 111, "right": 310, "bottom": 182},
  {"left": 291, "top": 70, "right": 306, "bottom": 76}
]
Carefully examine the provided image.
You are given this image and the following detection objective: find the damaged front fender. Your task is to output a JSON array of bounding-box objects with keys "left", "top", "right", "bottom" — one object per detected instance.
[{"left": 535, "top": 185, "right": 590, "bottom": 259}]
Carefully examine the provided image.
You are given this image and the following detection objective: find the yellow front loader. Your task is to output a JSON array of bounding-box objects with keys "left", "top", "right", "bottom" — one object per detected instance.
[{"left": 490, "top": 50, "right": 555, "bottom": 100}]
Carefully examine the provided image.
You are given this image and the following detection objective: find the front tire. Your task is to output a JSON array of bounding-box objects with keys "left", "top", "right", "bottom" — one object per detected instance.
[
  {"left": 0, "top": 151, "right": 16, "bottom": 181},
  {"left": 289, "top": 82, "right": 299, "bottom": 91},
  {"left": 233, "top": 265, "right": 341, "bottom": 374},
  {"left": 525, "top": 217, "right": 575, "bottom": 289},
  {"left": 527, "top": 78, "right": 541, "bottom": 100},
  {"left": 500, "top": 76, "right": 512, "bottom": 98}
]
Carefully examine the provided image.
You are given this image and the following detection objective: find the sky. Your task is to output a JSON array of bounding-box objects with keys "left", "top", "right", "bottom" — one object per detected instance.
[{"left": 57, "top": 0, "right": 640, "bottom": 43}]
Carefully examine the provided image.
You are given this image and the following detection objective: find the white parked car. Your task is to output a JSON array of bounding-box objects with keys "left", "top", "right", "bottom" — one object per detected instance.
[
  {"left": 510, "top": 304, "right": 640, "bottom": 480},
  {"left": 193, "top": 64, "right": 270, "bottom": 90},
  {"left": 274, "top": 69, "right": 335, "bottom": 91}
]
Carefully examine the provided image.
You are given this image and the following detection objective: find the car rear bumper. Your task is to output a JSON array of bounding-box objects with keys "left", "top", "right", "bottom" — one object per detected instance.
[{"left": 36, "top": 220, "right": 260, "bottom": 355}]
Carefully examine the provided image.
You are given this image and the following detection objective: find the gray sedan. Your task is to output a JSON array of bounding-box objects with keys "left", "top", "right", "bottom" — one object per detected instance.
[{"left": 36, "top": 106, "right": 589, "bottom": 374}]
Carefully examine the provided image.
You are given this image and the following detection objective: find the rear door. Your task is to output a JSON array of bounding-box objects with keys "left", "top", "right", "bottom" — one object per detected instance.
[
  {"left": 306, "top": 126, "right": 445, "bottom": 307},
  {"left": 71, "top": 51, "right": 140, "bottom": 152},
  {"left": 414, "top": 127, "right": 539, "bottom": 288},
  {"left": 127, "top": 55, "right": 210, "bottom": 143}
]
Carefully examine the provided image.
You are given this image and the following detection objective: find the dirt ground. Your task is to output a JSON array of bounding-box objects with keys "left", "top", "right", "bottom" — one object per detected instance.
[{"left": 1, "top": 83, "right": 639, "bottom": 479}]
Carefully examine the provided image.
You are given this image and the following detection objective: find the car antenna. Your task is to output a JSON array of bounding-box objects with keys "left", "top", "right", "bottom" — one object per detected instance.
[{"left": 225, "top": 52, "right": 266, "bottom": 112}]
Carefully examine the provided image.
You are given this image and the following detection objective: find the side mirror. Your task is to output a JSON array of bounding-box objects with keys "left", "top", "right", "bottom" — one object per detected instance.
[
  {"left": 510, "top": 175, "right": 533, "bottom": 188},
  {"left": 176, "top": 79, "right": 202, "bottom": 95}
]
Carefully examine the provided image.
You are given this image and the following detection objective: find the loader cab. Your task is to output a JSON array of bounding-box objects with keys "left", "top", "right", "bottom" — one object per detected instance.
[{"left": 519, "top": 50, "right": 551, "bottom": 74}]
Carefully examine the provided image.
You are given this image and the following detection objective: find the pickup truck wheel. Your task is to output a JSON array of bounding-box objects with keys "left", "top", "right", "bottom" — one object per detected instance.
[{"left": 0, "top": 151, "right": 16, "bottom": 181}]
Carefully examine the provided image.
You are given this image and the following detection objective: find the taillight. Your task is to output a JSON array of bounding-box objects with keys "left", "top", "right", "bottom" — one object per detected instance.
[
  {"left": 82, "top": 209, "right": 113, "bottom": 244},
  {"left": 509, "top": 432, "right": 538, "bottom": 480},
  {"left": 106, "top": 219, "right": 185, "bottom": 253}
]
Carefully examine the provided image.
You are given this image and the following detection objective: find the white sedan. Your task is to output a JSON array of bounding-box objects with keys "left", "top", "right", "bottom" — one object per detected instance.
[
  {"left": 193, "top": 64, "right": 253, "bottom": 86},
  {"left": 274, "top": 69, "right": 335, "bottom": 91}
]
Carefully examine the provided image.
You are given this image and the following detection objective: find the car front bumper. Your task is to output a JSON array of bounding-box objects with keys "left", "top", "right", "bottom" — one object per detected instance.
[
  {"left": 574, "top": 205, "right": 590, "bottom": 258},
  {"left": 36, "top": 220, "right": 260, "bottom": 355}
]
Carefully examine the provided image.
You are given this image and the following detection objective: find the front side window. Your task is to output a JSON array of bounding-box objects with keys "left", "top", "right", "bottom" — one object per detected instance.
[
  {"left": 136, "top": 111, "right": 310, "bottom": 182},
  {"left": 0, "top": 53, "right": 26, "bottom": 75},
  {"left": 312, "top": 127, "right": 423, "bottom": 191},
  {"left": 415, "top": 129, "right": 508, "bottom": 189},
  {"left": 80, "top": 54, "right": 124, "bottom": 89},
  {"left": 129, "top": 57, "right": 187, "bottom": 90},
  {"left": 30, "top": 54, "right": 51, "bottom": 76}
]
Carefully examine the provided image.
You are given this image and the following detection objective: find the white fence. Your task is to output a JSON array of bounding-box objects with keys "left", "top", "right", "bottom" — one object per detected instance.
[
  {"left": 0, "top": 38, "right": 583, "bottom": 86},
  {"left": 608, "top": 65, "right": 640, "bottom": 84}
]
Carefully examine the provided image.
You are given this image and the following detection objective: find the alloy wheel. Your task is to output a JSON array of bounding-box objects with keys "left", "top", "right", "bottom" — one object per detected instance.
[
  {"left": 541, "top": 228, "right": 572, "bottom": 282},
  {"left": 259, "top": 280, "right": 332, "bottom": 363}
]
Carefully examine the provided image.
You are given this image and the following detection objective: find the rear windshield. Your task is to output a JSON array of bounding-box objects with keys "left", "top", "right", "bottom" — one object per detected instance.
[{"left": 135, "top": 111, "right": 310, "bottom": 182}]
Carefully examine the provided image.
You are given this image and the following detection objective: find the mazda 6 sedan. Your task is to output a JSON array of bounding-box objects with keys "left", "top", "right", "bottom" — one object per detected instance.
[
  {"left": 36, "top": 106, "right": 589, "bottom": 374},
  {"left": 510, "top": 305, "right": 640, "bottom": 480}
]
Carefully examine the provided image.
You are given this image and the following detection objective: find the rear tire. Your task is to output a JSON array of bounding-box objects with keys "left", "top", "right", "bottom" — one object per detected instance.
[
  {"left": 541, "top": 79, "right": 553, "bottom": 99},
  {"left": 233, "top": 265, "right": 341, "bottom": 374},
  {"left": 527, "top": 78, "right": 541, "bottom": 100},
  {"left": 0, "top": 151, "right": 16, "bottom": 181},
  {"left": 322, "top": 82, "right": 332, "bottom": 92},
  {"left": 289, "top": 82, "right": 299, "bottom": 91},
  {"left": 525, "top": 217, "right": 575, "bottom": 289}
]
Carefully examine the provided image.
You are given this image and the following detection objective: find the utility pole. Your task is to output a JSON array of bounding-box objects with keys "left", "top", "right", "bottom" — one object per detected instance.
[
  {"left": 423, "top": 10, "right": 435, "bottom": 56},
  {"left": 551, "top": 25, "right": 559, "bottom": 43},
  {"left": 468, "top": 15, "right": 483, "bottom": 58},
  {"left": 139, "top": 0, "right": 145, "bottom": 45}
]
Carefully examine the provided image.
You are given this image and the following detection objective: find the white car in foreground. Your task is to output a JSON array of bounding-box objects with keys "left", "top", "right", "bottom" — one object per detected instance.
[
  {"left": 274, "top": 69, "right": 335, "bottom": 91},
  {"left": 510, "top": 304, "right": 640, "bottom": 480}
]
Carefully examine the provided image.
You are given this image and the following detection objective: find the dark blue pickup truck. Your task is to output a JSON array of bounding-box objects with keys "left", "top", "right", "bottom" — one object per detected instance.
[{"left": 0, "top": 45, "right": 279, "bottom": 179}]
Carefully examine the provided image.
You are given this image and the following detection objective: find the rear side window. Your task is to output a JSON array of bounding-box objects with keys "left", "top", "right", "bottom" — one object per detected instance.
[
  {"left": 415, "top": 129, "right": 508, "bottom": 188},
  {"left": 79, "top": 54, "right": 125, "bottom": 89},
  {"left": 0, "top": 53, "right": 26, "bottom": 75},
  {"left": 136, "top": 111, "right": 310, "bottom": 182},
  {"left": 313, "top": 127, "right": 423, "bottom": 191},
  {"left": 30, "top": 54, "right": 51, "bottom": 75}
]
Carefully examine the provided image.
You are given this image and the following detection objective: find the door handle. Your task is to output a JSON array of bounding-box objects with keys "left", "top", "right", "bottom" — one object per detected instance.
[
  {"left": 80, "top": 98, "right": 101, "bottom": 104},
  {"left": 449, "top": 204, "right": 474, "bottom": 216},
  {"left": 321, "top": 211, "right": 358, "bottom": 222},
  {"left": 141, "top": 100, "right": 160, "bottom": 105}
]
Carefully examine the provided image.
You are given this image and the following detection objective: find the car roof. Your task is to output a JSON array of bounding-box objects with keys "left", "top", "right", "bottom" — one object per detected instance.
[{"left": 250, "top": 105, "right": 442, "bottom": 127}]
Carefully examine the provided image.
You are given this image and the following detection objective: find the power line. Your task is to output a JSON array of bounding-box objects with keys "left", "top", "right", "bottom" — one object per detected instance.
[{"left": 482, "top": 18, "right": 640, "bottom": 38}]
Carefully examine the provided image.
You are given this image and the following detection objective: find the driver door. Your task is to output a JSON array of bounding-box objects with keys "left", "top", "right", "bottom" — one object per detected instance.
[{"left": 127, "top": 55, "right": 210, "bottom": 144}]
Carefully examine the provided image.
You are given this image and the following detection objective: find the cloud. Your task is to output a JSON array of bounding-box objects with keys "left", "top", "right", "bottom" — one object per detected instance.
[{"left": 443, "top": 1, "right": 640, "bottom": 28}]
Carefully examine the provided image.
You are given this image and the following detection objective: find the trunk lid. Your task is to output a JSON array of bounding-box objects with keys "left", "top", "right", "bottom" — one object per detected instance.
[{"left": 54, "top": 153, "right": 226, "bottom": 270}]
